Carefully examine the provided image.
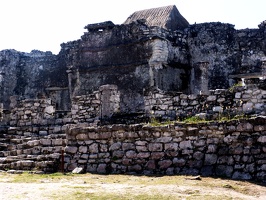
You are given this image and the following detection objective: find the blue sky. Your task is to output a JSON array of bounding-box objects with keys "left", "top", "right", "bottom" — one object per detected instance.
[{"left": 0, "top": 0, "right": 265, "bottom": 54}]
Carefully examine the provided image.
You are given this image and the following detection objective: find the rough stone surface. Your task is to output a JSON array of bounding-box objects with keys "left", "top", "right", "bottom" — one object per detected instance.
[
  {"left": 62, "top": 117, "right": 266, "bottom": 182},
  {"left": 0, "top": 5, "right": 265, "bottom": 183}
]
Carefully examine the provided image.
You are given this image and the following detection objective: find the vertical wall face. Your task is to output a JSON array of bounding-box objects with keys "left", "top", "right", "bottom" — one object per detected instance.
[
  {"left": 99, "top": 85, "right": 120, "bottom": 119},
  {"left": 187, "top": 23, "right": 266, "bottom": 90},
  {"left": 1, "top": 14, "right": 266, "bottom": 112},
  {"left": 191, "top": 62, "right": 209, "bottom": 94},
  {"left": 0, "top": 50, "right": 69, "bottom": 109},
  {"left": 65, "top": 118, "right": 266, "bottom": 182},
  {"left": 60, "top": 22, "right": 190, "bottom": 113}
]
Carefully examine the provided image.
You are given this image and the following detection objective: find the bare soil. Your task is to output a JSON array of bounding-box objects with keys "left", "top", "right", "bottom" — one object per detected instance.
[{"left": 0, "top": 172, "right": 265, "bottom": 200}]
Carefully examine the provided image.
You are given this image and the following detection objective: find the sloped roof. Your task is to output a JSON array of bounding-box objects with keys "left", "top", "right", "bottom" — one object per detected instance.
[{"left": 123, "top": 5, "right": 189, "bottom": 30}]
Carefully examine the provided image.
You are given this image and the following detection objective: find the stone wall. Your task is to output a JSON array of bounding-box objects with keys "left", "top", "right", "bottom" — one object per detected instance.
[
  {"left": 71, "top": 85, "right": 120, "bottom": 125},
  {"left": 187, "top": 22, "right": 266, "bottom": 91},
  {"left": 0, "top": 50, "right": 69, "bottom": 109},
  {"left": 70, "top": 83, "right": 265, "bottom": 124},
  {"left": 61, "top": 21, "right": 190, "bottom": 113},
  {"left": 0, "top": 124, "right": 67, "bottom": 172},
  {"left": 0, "top": 84, "right": 265, "bottom": 182},
  {"left": 144, "top": 84, "right": 266, "bottom": 121},
  {"left": 65, "top": 117, "right": 266, "bottom": 182},
  {"left": 0, "top": 97, "right": 68, "bottom": 172},
  {"left": 71, "top": 93, "right": 100, "bottom": 125}
]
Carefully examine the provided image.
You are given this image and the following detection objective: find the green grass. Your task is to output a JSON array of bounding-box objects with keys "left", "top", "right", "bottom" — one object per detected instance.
[
  {"left": 0, "top": 173, "right": 264, "bottom": 200},
  {"left": 148, "top": 118, "right": 174, "bottom": 126},
  {"left": 9, "top": 172, "right": 74, "bottom": 183},
  {"left": 183, "top": 116, "right": 208, "bottom": 123},
  {"left": 55, "top": 192, "right": 177, "bottom": 200},
  {"left": 186, "top": 195, "right": 234, "bottom": 200}
]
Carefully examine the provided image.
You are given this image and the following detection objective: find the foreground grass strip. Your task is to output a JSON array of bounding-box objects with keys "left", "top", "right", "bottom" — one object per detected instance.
[{"left": 0, "top": 172, "right": 265, "bottom": 200}]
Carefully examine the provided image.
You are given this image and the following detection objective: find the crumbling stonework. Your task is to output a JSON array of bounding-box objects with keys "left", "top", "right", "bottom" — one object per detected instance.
[
  {"left": 0, "top": 97, "right": 68, "bottom": 172},
  {"left": 187, "top": 22, "right": 266, "bottom": 91},
  {"left": 0, "top": 5, "right": 265, "bottom": 182},
  {"left": 0, "top": 5, "right": 265, "bottom": 113},
  {"left": 0, "top": 50, "right": 69, "bottom": 110},
  {"left": 144, "top": 84, "right": 266, "bottom": 121},
  {"left": 65, "top": 117, "right": 266, "bottom": 182}
]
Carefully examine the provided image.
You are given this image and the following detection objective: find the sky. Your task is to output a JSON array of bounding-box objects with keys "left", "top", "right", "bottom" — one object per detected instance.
[{"left": 0, "top": 0, "right": 265, "bottom": 54}]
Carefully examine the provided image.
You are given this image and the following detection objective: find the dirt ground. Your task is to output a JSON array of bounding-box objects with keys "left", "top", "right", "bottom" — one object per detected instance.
[{"left": 0, "top": 172, "right": 265, "bottom": 200}]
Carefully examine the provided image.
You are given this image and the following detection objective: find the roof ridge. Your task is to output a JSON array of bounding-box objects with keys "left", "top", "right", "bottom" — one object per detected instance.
[{"left": 123, "top": 5, "right": 189, "bottom": 31}]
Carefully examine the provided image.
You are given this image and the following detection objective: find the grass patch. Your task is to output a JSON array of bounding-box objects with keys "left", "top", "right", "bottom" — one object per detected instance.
[
  {"left": 7, "top": 172, "right": 74, "bottom": 183},
  {"left": 0, "top": 173, "right": 264, "bottom": 199},
  {"left": 183, "top": 116, "right": 209, "bottom": 123},
  {"left": 148, "top": 117, "right": 174, "bottom": 126},
  {"left": 186, "top": 194, "right": 233, "bottom": 200},
  {"left": 55, "top": 191, "right": 179, "bottom": 200}
]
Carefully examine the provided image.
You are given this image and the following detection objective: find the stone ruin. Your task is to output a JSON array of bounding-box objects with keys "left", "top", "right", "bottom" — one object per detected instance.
[{"left": 0, "top": 5, "right": 265, "bottom": 182}]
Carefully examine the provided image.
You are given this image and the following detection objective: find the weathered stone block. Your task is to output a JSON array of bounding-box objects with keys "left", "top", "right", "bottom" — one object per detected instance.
[
  {"left": 128, "top": 164, "right": 142, "bottom": 172},
  {"left": 257, "top": 136, "right": 266, "bottom": 143},
  {"left": 122, "top": 143, "right": 135, "bottom": 151},
  {"left": 188, "top": 94, "right": 197, "bottom": 100},
  {"left": 180, "top": 94, "right": 187, "bottom": 99},
  {"left": 242, "top": 102, "right": 254, "bottom": 113},
  {"left": 148, "top": 143, "right": 163, "bottom": 151},
  {"left": 65, "top": 146, "right": 78, "bottom": 154},
  {"left": 89, "top": 143, "right": 99, "bottom": 153},
  {"left": 126, "top": 150, "right": 137, "bottom": 159},
  {"left": 52, "top": 139, "right": 64, "bottom": 146},
  {"left": 137, "top": 152, "right": 150, "bottom": 158},
  {"left": 17, "top": 160, "right": 34, "bottom": 167},
  {"left": 112, "top": 150, "right": 124, "bottom": 159},
  {"left": 40, "top": 139, "right": 51, "bottom": 146},
  {"left": 109, "top": 142, "right": 121, "bottom": 151},
  {"left": 173, "top": 158, "right": 186, "bottom": 167},
  {"left": 193, "top": 140, "right": 206, "bottom": 147},
  {"left": 212, "top": 106, "right": 223, "bottom": 113},
  {"left": 98, "top": 132, "right": 112, "bottom": 139},
  {"left": 158, "top": 160, "right": 172, "bottom": 169},
  {"left": 76, "top": 133, "right": 88, "bottom": 140},
  {"left": 204, "top": 154, "right": 217, "bottom": 165},
  {"left": 236, "top": 123, "right": 253, "bottom": 132},
  {"left": 156, "top": 137, "right": 172, "bottom": 143},
  {"left": 39, "top": 131, "right": 48, "bottom": 136},
  {"left": 232, "top": 171, "right": 252, "bottom": 180},
  {"left": 97, "top": 164, "right": 107, "bottom": 174},
  {"left": 193, "top": 151, "right": 204, "bottom": 160},
  {"left": 165, "top": 143, "right": 179, "bottom": 151},
  {"left": 145, "top": 160, "right": 156, "bottom": 170},
  {"left": 216, "top": 165, "right": 233, "bottom": 177},
  {"left": 44, "top": 106, "right": 55, "bottom": 114},
  {"left": 151, "top": 152, "right": 164, "bottom": 160},
  {"left": 207, "top": 95, "right": 216, "bottom": 101},
  {"left": 27, "top": 140, "right": 40, "bottom": 147},
  {"left": 179, "top": 140, "right": 192, "bottom": 149},
  {"left": 136, "top": 145, "right": 148, "bottom": 152},
  {"left": 79, "top": 146, "right": 88, "bottom": 153},
  {"left": 135, "top": 141, "right": 147, "bottom": 146}
]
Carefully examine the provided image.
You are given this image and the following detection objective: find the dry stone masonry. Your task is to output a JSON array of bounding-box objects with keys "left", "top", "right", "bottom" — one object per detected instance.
[
  {"left": 65, "top": 117, "right": 266, "bottom": 182},
  {"left": 0, "top": 5, "right": 265, "bottom": 182},
  {"left": 0, "top": 97, "right": 68, "bottom": 172},
  {"left": 144, "top": 84, "right": 265, "bottom": 121}
]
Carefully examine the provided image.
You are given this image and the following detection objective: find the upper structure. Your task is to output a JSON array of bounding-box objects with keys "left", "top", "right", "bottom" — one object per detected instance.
[
  {"left": 0, "top": 5, "right": 265, "bottom": 112},
  {"left": 124, "top": 5, "right": 189, "bottom": 30}
]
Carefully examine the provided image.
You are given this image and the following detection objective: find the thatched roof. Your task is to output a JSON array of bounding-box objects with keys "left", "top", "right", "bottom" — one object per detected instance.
[{"left": 124, "top": 5, "right": 189, "bottom": 30}]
